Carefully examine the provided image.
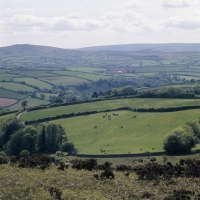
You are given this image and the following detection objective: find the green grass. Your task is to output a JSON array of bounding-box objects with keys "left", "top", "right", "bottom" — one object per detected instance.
[
  {"left": 20, "top": 98, "right": 200, "bottom": 122},
  {"left": 135, "top": 66, "right": 185, "bottom": 73},
  {"left": 13, "top": 77, "right": 53, "bottom": 90},
  {"left": 0, "top": 88, "right": 27, "bottom": 99},
  {"left": 0, "top": 82, "right": 35, "bottom": 92},
  {"left": 52, "top": 110, "right": 200, "bottom": 154}
]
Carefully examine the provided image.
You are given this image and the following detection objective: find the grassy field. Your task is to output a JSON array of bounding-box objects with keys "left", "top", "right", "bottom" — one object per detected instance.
[
  {"left": 20, "top": 98, "right": 200, "bottom": 122},
  {"left": 12, "top": 69, "right": 57, "bottom": 77},
  {"left": 51, "top": 110, "right": 200, "bottom": 154},
  {"left": 13, "top": 77, "right": 53, "bottom": 90},
  {"left": 135, "top": 66, "right": 186, "bottom": 73},
  {"left": 0, "top": 88, "right": 27, "bottom": 99},
  {"left": 0, "top": 82, "right": 35, "bottom": 92}
]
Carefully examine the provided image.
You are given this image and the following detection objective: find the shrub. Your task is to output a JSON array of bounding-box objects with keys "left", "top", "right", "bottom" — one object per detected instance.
[
  {"left": 20, "top": 150, "right": 30, "bottom": 157},
  {"left": 0, "top": 156, "right": 8, "bottom": 164},
  {"left": 163, "top": 126, "right": 196, "bottom": 153},
  {"left": 61, "top": 142, "right": 75, "bottom": 152}
]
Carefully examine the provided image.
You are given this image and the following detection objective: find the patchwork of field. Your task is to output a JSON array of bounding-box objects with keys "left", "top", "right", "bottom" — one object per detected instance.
[
  {"left": 53, "top": 109, "right": 200, "bottom": 154},
  {"left": 8, "top": 96, "right": 49, "bottom": 111},
  {"left": 0, "top": 88, "right": 27, "bottom": 99},
  {"left": 52, "top": 70, "right": 113, "bottom": 81},
  {"left": 0, "top": 73, "right": 21, "bottom": 81},
  {"left": 20, "top": 98, "right": 200, "bottom": 122},
  {"left": 66, "top": 67, "right": 107, "bottom": 73},
  {"left": 135, "top": 65, "right": 186, "bottom": 73},
  {"left": 12, "top": 70, "right": 57, "bottom": 77},
  {"left": 0, "top": 82, "right": 35, "bottom": 92},
  {"left": 13, "top": 77, "right": 53, "bottom": 90},
  {"left": 39, "top": 76, "right": 91, "bottom": 86}
]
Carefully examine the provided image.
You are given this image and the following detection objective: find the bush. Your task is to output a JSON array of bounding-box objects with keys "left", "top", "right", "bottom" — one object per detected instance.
[
  {"left": 61, "top": 142, "right": 75, "bottom": 152},
  {"left": 0, "top": 156, "right": 8, "bottom": 164},
  {"left": 164, "top": 126, "right": 196, "bottom": 153},
  {"left": 20, "top": 150, "right": 30, "bottom": 157}
]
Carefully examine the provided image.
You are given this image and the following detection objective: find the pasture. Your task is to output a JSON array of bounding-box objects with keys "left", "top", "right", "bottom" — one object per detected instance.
[
  {"left": 39, "top": 75, "right": 91, "bottom": 86},
  {"left": 0, "top": 82, "right": 35, "bottom": 92},
  {"left": 8, "top": 96, "right": 50, "bottom": 111},
  {"left": 53, "top": 109, "right": 200, "bottom": 154},
  {"left": 13, "top": 77, "right": 53, "bottom": 90},
  {"left": 0, "top": 73, "right": 20, "bottom": 81},
  {"left": 0, "top": 88, "right": 27, "bottom": 99},
  {"left": 20, "top": 98, "right": 200, "bottom": 122},
  {"left": 52, "top": 70, "right": 113, "bottom": 81},
  {"left": 66, "top": 67, "right": 107, "bottom": 73}
]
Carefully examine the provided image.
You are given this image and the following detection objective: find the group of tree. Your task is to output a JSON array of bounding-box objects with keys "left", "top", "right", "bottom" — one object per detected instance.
[
  {"left": 164, "top": 121, "right": 200, "bottom": 153},
  {"left": 110, "top": 86, "right": 137, "bottom": 97},
  {"left": 140, "top": 86, "right": 195, "bottom": 98},
  {"left": 0, "top": 118, "right": 75, "bottom": 156}
]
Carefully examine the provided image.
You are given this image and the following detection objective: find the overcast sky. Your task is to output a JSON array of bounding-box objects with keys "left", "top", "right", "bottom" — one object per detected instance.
[{"left": 0, "top": 0, "right": 200, "bottom": 49}]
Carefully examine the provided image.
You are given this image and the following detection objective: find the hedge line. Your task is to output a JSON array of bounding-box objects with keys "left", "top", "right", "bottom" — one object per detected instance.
[{"left": 25, "top": 105, "right": 200, "bottom": 124}]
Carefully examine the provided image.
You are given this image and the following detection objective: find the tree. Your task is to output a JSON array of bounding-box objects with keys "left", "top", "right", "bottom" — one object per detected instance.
[
  {"left": 45, "top": 123, "right": 60, "bottom": 151},
  {"left": 40, "top": 93, "right": 46, "bottom": 99},
  {"left": 0, "top": 118, "right": 23, "bottom": 146},
  {"left": 163, "top": 126, "right": 196, "bottom": 153},
  {"left": 21, "top": 100, "right": 28, "bottom": 111},
  {"left": 6, "top": 126, "right": 38, "bottom": 155},
  {"left": 37, "top": 125, "right": 46, "bottom": 152}
]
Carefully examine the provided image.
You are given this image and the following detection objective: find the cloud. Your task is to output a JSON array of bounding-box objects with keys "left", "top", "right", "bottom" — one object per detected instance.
[
  {"left": 165, "top": 14, "right": 200, "bottom": 29},
  {"left": 3, "top": 14, "right": 108, "bottom": 33},
  {"left": 162, "top": 0, "right": 195, "bottom": 8}
]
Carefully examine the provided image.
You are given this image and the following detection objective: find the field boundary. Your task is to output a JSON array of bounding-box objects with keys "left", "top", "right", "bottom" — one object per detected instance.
[
  {"left": 75, "top": 150, "right": 200, "bottom": 158},
  {"left": 24, "top": 105, "right": 200, "bottom": 124}
]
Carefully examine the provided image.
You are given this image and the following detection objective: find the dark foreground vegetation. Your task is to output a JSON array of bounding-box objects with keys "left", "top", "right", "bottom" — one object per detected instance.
[{"left": 1, "top": 153, "right": 200, "bottom": 199}]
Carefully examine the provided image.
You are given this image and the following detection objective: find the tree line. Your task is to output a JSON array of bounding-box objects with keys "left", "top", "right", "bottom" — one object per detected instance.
[{"left": 0, "top": 118, "right": 75, "bottom": 156}]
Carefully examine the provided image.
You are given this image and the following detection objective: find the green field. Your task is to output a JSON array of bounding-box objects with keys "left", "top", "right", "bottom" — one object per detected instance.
[
  {"left": 135, "top": 66, "right": 186, "bottom": 73},
  {"left": 0, "top": 88, "right": 27, "bottom": 99},
  {"left": 39, "top": 76, "right": 91, "bottom": 86},
  {"left": 0, "top": 82, "right": 35, "bottom": 92},
  {"left": 0, "top": 73, "right": 20, "bottom": 81},
  {"left": 13, "top": 77, "right": 53, "bottom": 90},
  {"left": 12, "top": 70, "right": 57, "bottom": 77},
  {"left": 8, "top": 96, "right": 50, "bottom": 111},
  {"left": 52, "top": 109, "right": 200, "bottom": 154},
  {"left": 53, "top": 70, "right": 113, "bottom": 81},
  {"left": 20, "top": 98, "right": 200, "bottom": 122},
  {"left": 66, "top": 67, "right": 107, "bottom": 73}
]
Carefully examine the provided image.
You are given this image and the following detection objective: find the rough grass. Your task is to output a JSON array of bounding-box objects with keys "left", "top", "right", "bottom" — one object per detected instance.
[
  {"left": 20, "top": 98, "right": 200, "bottom": 122},
  {"left": 52, "top": 109, "right": 200, "bottom": 154},
  {"left": 1, "top": 163, "right": 200, "bottom": 199}
]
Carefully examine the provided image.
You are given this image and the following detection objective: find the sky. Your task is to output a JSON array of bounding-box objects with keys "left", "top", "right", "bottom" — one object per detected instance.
[{"left": 0, "top": 0, "right": 200, "bottom": 49}]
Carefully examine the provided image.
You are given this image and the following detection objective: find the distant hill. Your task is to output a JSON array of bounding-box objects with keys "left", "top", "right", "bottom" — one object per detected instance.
[
  {"left": 0, "top": 44, "right": 84, "bottom": 58},
  {"left": 79, "top": 43, "right": 200, "bottom": 52}
]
